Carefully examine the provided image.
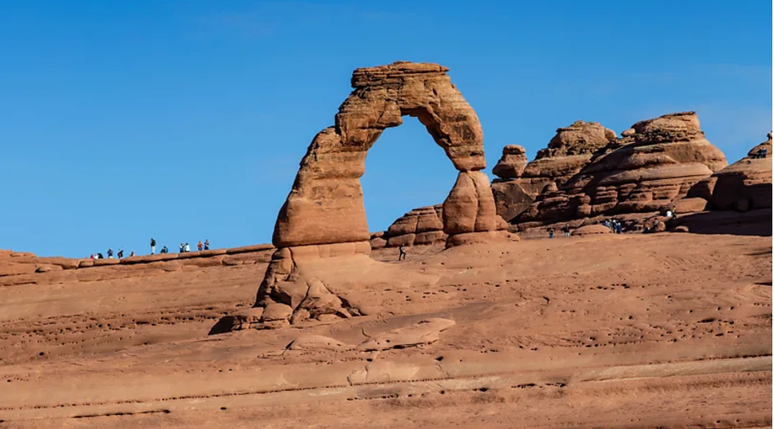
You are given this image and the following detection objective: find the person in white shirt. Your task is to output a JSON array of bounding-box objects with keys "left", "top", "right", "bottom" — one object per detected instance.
[{"left": 185, "top": 243, "right": 190, "bottom": 253}]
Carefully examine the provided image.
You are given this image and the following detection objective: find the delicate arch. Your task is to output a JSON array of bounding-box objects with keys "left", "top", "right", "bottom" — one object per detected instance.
[{"left": 273, "top": 61, "right": 492, "bottom": 248}]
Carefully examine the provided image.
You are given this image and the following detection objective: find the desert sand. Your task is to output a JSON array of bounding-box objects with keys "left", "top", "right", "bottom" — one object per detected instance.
[{"left": 0, "top": 228, "right": 770, "bottom": 428}]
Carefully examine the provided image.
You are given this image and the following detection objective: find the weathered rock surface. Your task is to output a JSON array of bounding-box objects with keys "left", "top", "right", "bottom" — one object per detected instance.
[
  {"left": 571, "top": 224, "right": 611, "bottom": 236},
  {"left": 516, "top": 112, "right": 727, "bottom": 227},
  {"left": 248, "top": 62, "right": 499, "bottom": 331},
  {"left": 385, "top": 205, "right": 446, "bottom": 247},
  {"left": 443, "top": 171, "right": 498, "bottom": 238},
  {"left": 357, "top": 318, "right": 456, "bottom": 351},
  {"left": 0, "top": 245, "right": 275, "bottom": 287},
  {"left": 272, "top": 61, "right": 493, "bottom": 249},
  {"left": 708, "top": 132, "right": 772, "bottom": 212},
  {"left": 492, "top": 121, "right": 618, "bottom": 222},
  {"left": 492, "top": 145, "right": 528, "bottom": 180}
]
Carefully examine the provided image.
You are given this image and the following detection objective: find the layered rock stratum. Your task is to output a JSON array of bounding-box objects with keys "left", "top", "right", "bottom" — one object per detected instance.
[{"left": 516, "top": 112, "right": 727, "bottom": 227}]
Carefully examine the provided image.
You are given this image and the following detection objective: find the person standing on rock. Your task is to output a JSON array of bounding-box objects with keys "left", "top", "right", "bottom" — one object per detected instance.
[
  {"left": 107, "top": 248, "right": 114, "bottom": 259},
  {"left": 150, "top": 238, "right": 156, "bottom": 255},
  {"left": 616, "top": 222, "right": 623, "bottom": 234},
  {"left": 197, "top": 241, "right": 203, "bottom": 251},
  {"left": 548, "top": 228, "right": 554, "bottom": 239},
  {"left": 117, "top": 249, "right": 124, "bottom": 259},
  {"left": 398, "top": 245, "right": 407, "bottom": 261},
  {"left": 562, "top": 225, "right": 570, "bottom": 237},
  {"left": 185, "top": 243, "right": 190, "bottom": 253},
  {"left": 179, "top": 243, "right": 184, "bottom": 253},
  {"left": 204, "top": 239, "right": 209, "bottom": 250}
]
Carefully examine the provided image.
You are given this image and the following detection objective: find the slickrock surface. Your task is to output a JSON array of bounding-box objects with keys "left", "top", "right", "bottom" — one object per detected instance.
[
  {"left": 0, "top": 231, "right": 770, "bottom": 428},
  {"left": 517, "top": 112, "right": 727, "bottom": 227}
]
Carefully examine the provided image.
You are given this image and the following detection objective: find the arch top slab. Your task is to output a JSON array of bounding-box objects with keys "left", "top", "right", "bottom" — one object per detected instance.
[{"left": 273, "top": 61, "right": 490, "bottom": 248}]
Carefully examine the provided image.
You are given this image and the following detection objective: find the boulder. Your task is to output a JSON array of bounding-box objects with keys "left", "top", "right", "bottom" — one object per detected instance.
[
  {"left": 385, "top": 205, "right": 445, "bottom": 247},
  {"left": 571, "top": 224, "right": 611, "bottom": 236},
  {"left": 492, "top": 145, "right": 528, "bottom": 180}
]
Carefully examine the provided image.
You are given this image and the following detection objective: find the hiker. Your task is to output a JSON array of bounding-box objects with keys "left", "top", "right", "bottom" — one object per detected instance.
[
  {"left": 616, "top": 221, "right": 622, "bottom": 234},
  {"left": 89, "top": 254, "right": 95, "bottom": 260},
  {"left": 754, "top": 147, "right": 768, "bottom": 159},
  {"left": 117, "top": 249, "right": 124, "bottom": 259},
  {"left": 561, "top": 225, "right": 570, "bottom": 237},
  {"left": 204, "top": 239, "right": 209, "bottom": 250},
  {"left": 129, "top": 251, "right": 135, "bottom": 257},
  {"left": 197, "top": 241, "right": 203, "bottom": 251},
  {"left": 107, "top": 248, "right": 114, "bottom": 259},
  {"left": 665, "top": 209, "right": 673, "bottom": 219},
  {"left": 97, "top": 253, "right": 104, "bottom": 259},
  {"left": 185, "top": 243, "right": 190, "bottom": 253},
  {"left": 179, "top": 243, "right": 184, "bottom": 253},
  {"left": 548, "top": 228, "right": 554, "bottom": 239},
  {"left": 161, "top": 246, "right": 168, "bottom": 254},
  {"left": 398, "top": 245, "right": 407, "bottom": 261},
  {"left": 150, "top": 238, "right": 156, "bottom": 255}
]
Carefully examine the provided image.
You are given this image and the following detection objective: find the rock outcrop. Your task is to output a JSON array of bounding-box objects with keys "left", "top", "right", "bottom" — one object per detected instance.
[
  {"left": 492, "top": 121, "right": 617, "bottom": 222},
  {"left": 384, "top": 205, "right": 446, "bottom": 247},
  {"left": 0, "top": 245, "right": 275, "bottom": 288},
  {"left": 517, "top": 112, "right": 727, "bottom": 227},
  {"left": 706, "top": 132, "right": 772, "bottom": 212},
  {"left": 492, "top": 145, "right": 528, "bottom": 180},
  {"left": 247, "top": 62, "right": 501, "bottom": 330}
]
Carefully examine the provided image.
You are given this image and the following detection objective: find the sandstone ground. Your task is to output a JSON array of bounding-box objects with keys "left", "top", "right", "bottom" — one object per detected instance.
[{"left": 0, "top": 231, "right": 771, "bottom": 428}]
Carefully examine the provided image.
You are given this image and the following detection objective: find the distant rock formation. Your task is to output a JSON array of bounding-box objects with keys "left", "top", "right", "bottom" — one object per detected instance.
[
  {"left": 516, "top": 112, "right": 727, "bottom": 227},
  {"left": 384, "top": 205, "right": 446, "bottom": 247},
  {"left": 705, "top": 132, "right": 772, "bottom": 212},
  {"left": 492, "top": 120, "right": 617, "bottom": 222},
  {"left": 492, "top": 145, "right": 528, "bottom": 180}
]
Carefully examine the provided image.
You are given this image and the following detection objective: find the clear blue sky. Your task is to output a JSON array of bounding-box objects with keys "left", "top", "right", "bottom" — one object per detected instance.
[{"left": 1, "top": 0, "right": 771, "bottom": 257}]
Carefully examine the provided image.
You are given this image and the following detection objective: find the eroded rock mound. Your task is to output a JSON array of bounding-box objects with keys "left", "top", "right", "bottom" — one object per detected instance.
[
  {"left": 708, "top": 132, "right": 772, "bottom": 212},
  {"left": 517, "top": 112, "right": 727, "bottom": 227},
  {"left": 492, "top": 121, "right": 617, "bottom": 222},
  {"left": 384, "top": 205, "right": 446, "bottom": 247}
]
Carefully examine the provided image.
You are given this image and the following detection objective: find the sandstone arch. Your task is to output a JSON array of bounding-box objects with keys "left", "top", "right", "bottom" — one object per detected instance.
[
  {"left": 273, "top": 61, "right": 496, "bottom": 248},
  {"left": 237, "top": 62, "right": 500, "bottom": 330}
]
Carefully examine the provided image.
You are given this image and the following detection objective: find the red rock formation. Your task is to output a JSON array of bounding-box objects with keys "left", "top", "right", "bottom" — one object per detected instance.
[
  {"left": 707, "top": 132, "right": 772, "bottom": 211},
  {"left": 273, "top": 62, "right": 495, "bottom": 249},
  {"left": 492, "top": 121, "right": 617, "bottom": 222},
  {"left": 0, "top": 245, "right": 275, "bottom": 287},
  {"left": 253, "top": 62, "right": 502, "bottom": 329},
  {"left": 385, "top": 205, "right": 446, "bottom": 247},
  {"left": 517, "top": 112, "right": 727, "bottom": 227},
  {"left": 492, "top": 145, "right": 527, "bottom": 180}
]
